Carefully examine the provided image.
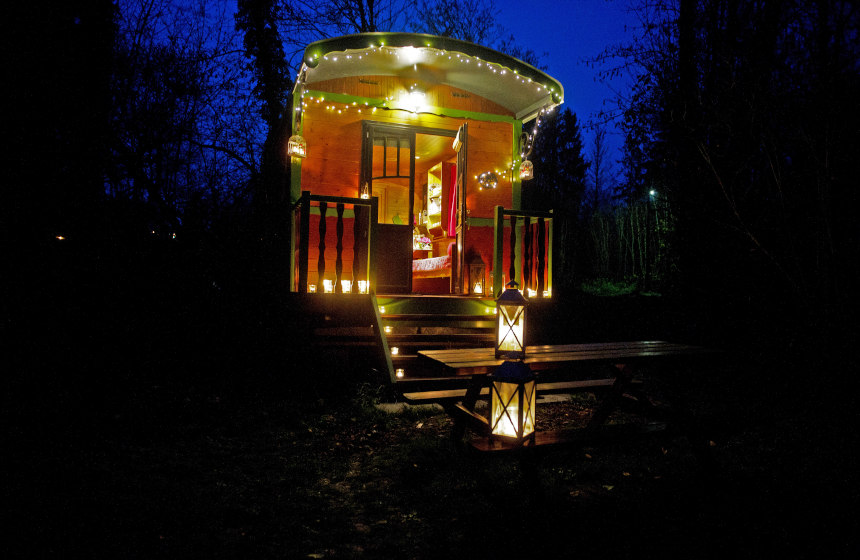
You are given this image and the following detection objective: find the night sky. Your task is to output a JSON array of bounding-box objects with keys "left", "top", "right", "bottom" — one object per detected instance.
[{"left": 496, "top": 0, "right": 638, "bottom": 163}]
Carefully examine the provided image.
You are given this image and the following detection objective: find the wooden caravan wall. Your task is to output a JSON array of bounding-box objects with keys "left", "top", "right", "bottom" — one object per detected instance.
[{"left": 300, "top": 76, "right": 515, "bottom": 217}]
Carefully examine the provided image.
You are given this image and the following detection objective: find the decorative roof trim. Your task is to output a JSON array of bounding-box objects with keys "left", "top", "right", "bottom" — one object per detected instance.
[{"left": 300, "top": 32, "right": 564, "bottom": 110}]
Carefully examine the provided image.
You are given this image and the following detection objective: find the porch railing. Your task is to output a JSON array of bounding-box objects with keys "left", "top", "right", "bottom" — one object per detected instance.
[
  {"left": 292, "top": 191, "right": 379, "bottom": 294},
  {"left": 492, "top": 206, "right": 553, "bottom": 298}
]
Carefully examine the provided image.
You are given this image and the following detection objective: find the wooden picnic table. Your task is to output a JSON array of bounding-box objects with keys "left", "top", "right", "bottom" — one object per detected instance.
[{"left": 406, "top": 341, "right": 717, "bottom": 453}]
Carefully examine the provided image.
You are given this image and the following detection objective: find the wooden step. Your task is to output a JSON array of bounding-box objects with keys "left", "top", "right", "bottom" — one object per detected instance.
[
  {"left": 386, "top": 333, "right": 494, "bottom": 347},
  {"left": 381, "top": 313, "right": 494, "bottom": 321}
]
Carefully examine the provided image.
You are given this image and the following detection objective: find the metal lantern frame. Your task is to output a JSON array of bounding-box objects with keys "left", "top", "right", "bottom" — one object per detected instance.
[
  {"left": 488, "top": 360, "right": 536, "bottom": 443},
  {"left": 519, "top": 159, "right": 534, "bottom": 180},
  {"left": 468, "top": 256, "right": 486, "bottom": 295},
  {"left": 287, "top": 134, "right": 307, "bottom": 158},
  {"left": 495, "top": 281, "right": 528, "bottom": 359}
]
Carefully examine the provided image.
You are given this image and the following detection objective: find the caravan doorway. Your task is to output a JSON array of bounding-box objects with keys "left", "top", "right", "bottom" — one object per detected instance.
[{"left": 361, "top": 123, "right": 465, "bottom": 294}]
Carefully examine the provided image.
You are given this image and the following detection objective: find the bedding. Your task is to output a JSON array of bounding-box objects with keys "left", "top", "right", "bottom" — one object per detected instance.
[{"left": 412, "top": 255, "right": 451, "bottom": 278}]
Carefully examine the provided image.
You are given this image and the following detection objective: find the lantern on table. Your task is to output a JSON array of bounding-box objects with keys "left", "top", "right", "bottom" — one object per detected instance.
[
  {"left": 495, "top": 281, "right": 528, "bottom": 359},
  {"left": 468, "top": 256, "right": 486, "bottom": 295},
  {"left": 489, "top": 360, "right": 536, "bottom": 443}
]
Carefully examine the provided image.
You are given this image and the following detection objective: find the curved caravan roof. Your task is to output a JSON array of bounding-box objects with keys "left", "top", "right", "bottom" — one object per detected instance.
[{"left": 298, "top": 32, "right": 563, "bottom": 121}]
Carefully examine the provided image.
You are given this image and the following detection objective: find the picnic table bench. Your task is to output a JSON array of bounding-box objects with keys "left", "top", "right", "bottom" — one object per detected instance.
[{"left": 403, "top": 341, "right": 717, "bottom": 453}]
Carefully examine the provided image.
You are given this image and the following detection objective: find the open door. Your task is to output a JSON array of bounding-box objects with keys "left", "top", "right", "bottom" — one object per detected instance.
[
  {"left": 361, "top": 123, "right": 414, "bottom": 294},
  {"left": 452, "top": 123, "right": 468, "bottom": 293}
]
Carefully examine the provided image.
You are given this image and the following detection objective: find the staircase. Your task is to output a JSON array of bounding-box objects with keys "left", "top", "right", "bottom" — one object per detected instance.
[
  {"left": 286, "top": 293, "right": 496, "bottom": 393},
  {"left": 378, "top": 295, "right": 497, "bottom": 392}
]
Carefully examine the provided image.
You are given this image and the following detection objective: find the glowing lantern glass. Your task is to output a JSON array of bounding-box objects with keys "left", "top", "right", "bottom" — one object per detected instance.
[
  {"left": 287, "top": 135, "right": 307, "bottom": 158},
  {"left": 489, "top": 361, "right": 536, "bottom": 443},
  {"left": 520, "top": 159, "right": 534, "bottom": 181},
  {"left": 495, "top": 281, "right": 528, "bottom": 359},
  {"left": 469, "top": 257, "right": 486, "bottom": 295}
]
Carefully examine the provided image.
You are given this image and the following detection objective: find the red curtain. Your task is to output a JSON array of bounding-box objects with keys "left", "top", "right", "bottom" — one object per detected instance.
[{"left": 447, "top": 164, "right": 457, "bottom": 237}]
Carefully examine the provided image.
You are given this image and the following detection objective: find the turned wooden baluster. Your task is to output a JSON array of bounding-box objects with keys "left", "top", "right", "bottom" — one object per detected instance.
[
  {"left": 523, "top": 217, "right": 532, "bottom": 294},
  {"left": 298, "top": 192, "right": 310, "bottom": 293},
  {"left": 537, "top": 217, "right": 546, "bottom": 297},
  {"left": 318, "top": 201, "right": 327, "bottom": 290},
  {"left": 335, "top": 203, "right": 344, "bottom": 293},
  {"left": 352, "top": 205, "right": 361, "bottom": 293},
  {"left": 508, "top": 214, "right": 517, "bottom": 285}
]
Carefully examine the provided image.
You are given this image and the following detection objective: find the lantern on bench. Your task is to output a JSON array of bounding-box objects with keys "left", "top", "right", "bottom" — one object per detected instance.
[
  {"left": 495, "top": 281, "right": 528, "bottom": 359},
  {"left": 489, "top": 360, "right": 536, "bottom": 443}
]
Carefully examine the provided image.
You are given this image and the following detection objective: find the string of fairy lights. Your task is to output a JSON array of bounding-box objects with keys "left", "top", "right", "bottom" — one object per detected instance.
[
  {"left": 291, "top": 43, "right": 558, "bottom": 180},
  {"left": 307, "top": 43, "right": 560, "bottom": 99}
]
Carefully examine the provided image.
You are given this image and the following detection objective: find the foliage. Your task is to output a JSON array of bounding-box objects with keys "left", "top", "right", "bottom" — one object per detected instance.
[
  {"left": 275, "top": 1, "right": 412, "bottom": 70},
  {"left": 523, "top": 107, "right": 589, "bottom": 292},
  {"left": 579, "top": 277, "right": 638, "bottom": 297},
  {"left": 580, "top": 192, "right": 674, "bottom": 288},
  {"left": 6, "top": 1, "right": 116, "bottom": 243},
  {"left": 412, "top": 0, "right": 500, "bottom": 45},
  {"left": 582, "top": 124, "right": 618, "bottom": 213},
  {"left": 594, "top": 0, "right": 859, "bottom": 343},
  {"left": 108, "top": 0, "right": 260, "bottom": 226},
  {"left": 235, "top": 0, "right": 291, "bottom": 128}
]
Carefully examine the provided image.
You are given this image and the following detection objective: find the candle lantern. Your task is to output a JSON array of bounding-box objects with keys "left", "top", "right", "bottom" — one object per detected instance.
[
  {"left": 519, "top": 159, "right": 534, "bottom": 181},
  {"left": 489, "top": 360, "right": 536, "bottom": 443},
  {"left": 287, "top": 135, "right": 307, "bottom": 158},
  {"left": 469, "top": 256, "right": 486, "bottom": 295},
  {"left": 495, "top": 281, "right": 528, "bottom": 359}
]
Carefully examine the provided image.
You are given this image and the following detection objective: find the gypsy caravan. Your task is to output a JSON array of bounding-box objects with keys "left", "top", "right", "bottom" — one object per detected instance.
[{"left": 287, "top": 33, "right": 564, "bottom": 386}]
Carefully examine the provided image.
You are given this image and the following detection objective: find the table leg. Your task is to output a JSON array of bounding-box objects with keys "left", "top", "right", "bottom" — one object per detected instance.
[
  {"left": 450, "top": 374, "right": 488, "bottom": 444},
  {"left": 586, "top": 363, "right": 635, "bottom": 431}
]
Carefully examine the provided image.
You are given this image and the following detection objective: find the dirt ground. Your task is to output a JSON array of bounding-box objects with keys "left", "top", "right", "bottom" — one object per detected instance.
[
  {"left": 6, "top": 361, "right": 858, "bottom": 559},
  {"left": 6, "top": 275, "right": 859, "bottom": 558}
]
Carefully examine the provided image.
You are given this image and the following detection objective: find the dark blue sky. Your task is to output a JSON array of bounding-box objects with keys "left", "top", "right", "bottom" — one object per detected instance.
[{"left": 496, "top": 0, "right": 637, "bottom": 170}]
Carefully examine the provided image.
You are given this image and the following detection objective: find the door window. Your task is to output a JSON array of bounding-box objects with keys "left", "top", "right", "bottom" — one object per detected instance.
[{"left": 369, "top": 134, "right": 413, "bottom": 225}]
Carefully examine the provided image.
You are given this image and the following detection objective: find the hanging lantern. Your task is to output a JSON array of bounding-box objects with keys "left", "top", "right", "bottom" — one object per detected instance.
[
  {"left": 478, "top": 171, "right": 498, "bottom": 190},
  {"left": 287, "top": 135, "right": 307, "bottom": 158},
  {"left": 469, "top": 256, "right": 486, "bottom": 295},
  {"left": 519, "top": 159, "right": 534, "bottom": 181},
  {"left": 495, "top": 281, "right": 528, "bottom": 359},
  {"left": 489, "top": 360, "right": 536, "bottom": 443}
]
